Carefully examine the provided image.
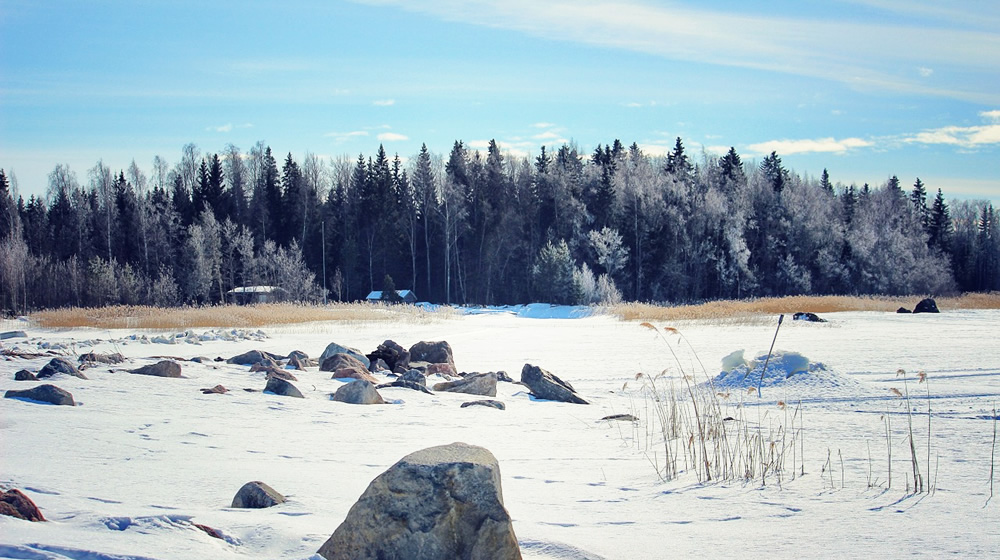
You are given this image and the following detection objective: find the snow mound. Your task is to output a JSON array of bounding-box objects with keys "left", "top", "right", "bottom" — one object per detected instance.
[{"left": 710, "top": 349, "right": 871, "bottom": 397}]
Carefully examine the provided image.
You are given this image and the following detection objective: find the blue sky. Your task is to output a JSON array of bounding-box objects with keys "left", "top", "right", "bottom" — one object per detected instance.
[{"left": 2, "top": 0, "right": 999, "bottom": 202}]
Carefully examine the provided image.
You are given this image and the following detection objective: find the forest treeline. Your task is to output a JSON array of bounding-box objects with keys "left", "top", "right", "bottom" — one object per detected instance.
[{"left": 1, "top": 137, "right": 998, "bottom": 313}]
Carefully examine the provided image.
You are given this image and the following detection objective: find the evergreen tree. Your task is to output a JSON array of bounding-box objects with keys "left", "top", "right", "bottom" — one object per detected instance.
[
  {"left": 928, "top": 188, "right": 952, "bottom": 253},
  {"left": 759, "top": 151, "right": 787, "bottom": 194},
  {"left": 0, "top": 169, "right": 19, "bottom": 240},
  {"left": 718, "top": 147, "right": 744, "bottom": 190},
  {"left": 910, "top": 178, "right": 929, "bottom": 231},
  {"left": 820, "top": 168, "right": 833, "bottom": 194}
]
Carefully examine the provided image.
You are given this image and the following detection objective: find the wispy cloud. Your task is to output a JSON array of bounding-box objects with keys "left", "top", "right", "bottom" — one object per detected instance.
[
  {"left": 373, "top": 99, "right": 396, "bottom": 106},
  {"left": 324, "top": 130, "right": 369, "bottom": 143},
  {"left": 206, "top": 123, "right": 253, "bottom": 133},
  {"left": 377, "top": 132, "right": 409, "bottom": 141},
  {"left": 746, "top": 137, "right": 873, "bottom": 155},
  {"left": 351, "top": 0, "right": 1000, "bottom": 103},
  {"left": 531, "top": 122, "right": 556, "bottom": 129},
  {"left": 900, "top": 111, "right": 1000, "bottom": 148}
]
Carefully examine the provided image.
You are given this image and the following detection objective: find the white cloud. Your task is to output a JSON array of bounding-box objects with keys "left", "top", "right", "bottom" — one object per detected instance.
[
  {"left": 206, "top": 122, "right": 252, "bottom": 133},
  {"left": 918, "top": 67, "right": 934, "bottom": 77},
  {"left": 981, "top": 110, "right": 1000, "bottom": 122},
  {"left": 373, "top": 99, "right": 396, "bottom": 106},
  {"left": 377, "top": 132, "right": 409, "bottom": 141},
  {"left": 324, "top": 130, "right": 369, "bottom": 143},
  {"left": 904, "top": 112, "right": 1000, "bottom": 147},
  {"left": 746, "top": 137, "right": 873, "bottom": 155},
  {"left": 532, "top": 131, "right": 563, "bottom": 141},
  {"left": 531, "top": 122, "right": 556, "bottom": 128}
]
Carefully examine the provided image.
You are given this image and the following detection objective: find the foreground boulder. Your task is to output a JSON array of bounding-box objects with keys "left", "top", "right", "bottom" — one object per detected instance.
[
  {"left": 520, "top": 364, "right": 588, "bottom": 404},
  {"left": 231, "top": 481, "right": 286, "bottom": 509},
  {"left": 913, "top": 298, "right": 940, "bottom": 314},
  {"left": 433, "top": 372, "right": 498, "bottom": 397},
  {"left": 130, "top": 360, "right": 182, "bottom": 378},
  {"left": 1, "top": 489, "right": 45, "bottom": 521},
  {"left": 37, "top": 357, "right": 87, "bottom": 380},
  {"left": 4, "top": 384, "right": 75, "bottom": 406},
  {"left": 332, "top": 379, "right": 384, "bottom": 405},
  {"left": 319, "top": 342, "right": 370, "bottom": 369},
  {"left": 264, "top": 376, "right": 304, "bottom": 398},
  {"left": 409, "top": 341, "right": 455, "bottom": 368},
  {"left": 316, "top": 442, "right": 520, "bottom": 560}
]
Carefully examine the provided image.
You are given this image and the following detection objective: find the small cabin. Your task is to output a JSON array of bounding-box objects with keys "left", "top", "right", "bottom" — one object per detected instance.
[
  {"left": 365, "top": 290, "right": 418, "bottom": 304},
  {"left": 228, "top": 285, "right": 287, "bottom": 305}
]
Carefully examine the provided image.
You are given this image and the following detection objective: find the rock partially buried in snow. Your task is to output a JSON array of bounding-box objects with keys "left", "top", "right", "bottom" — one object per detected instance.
[
  {"left": 37, "top": 357, "right": 87, "bottom": 380},
  {"left": 319, "top": 342, "right": 370, "bottom": 369},
  {"left": 433, "top": 372, "right": 498, "bottom": 396},
  {"left": 14, "top": 369, "right": 36, "bottom": 381},
  {"left": 461, "top": 399, "right": 506, "bottom": 410},
  {"left": 231, "top": 481, "right": 285, "bottom": 509},
  {"left": 520, "top": 364, "right": 588, "bottom": 405},
  {"left": 130, "top": 360, "right": 182, "bottom": 378},
  {"left": 78, "top": 352, "right": 126, "bottom": 365},
  {"left": 332, "top": 379, "right": 384, "bottom": 405},
  {"left": 0, "top": 489, "right": 46, "bottom": 521},
  {"left": 264, "top": 376, "right": 304, "bottom": 398},
  {"left": 316, "top": 442, "right": 521, "bottom": 560},
  {"left": 320, "top": 352, "right": 369, "bottom": 373},
  {"left": 4, "top": 384, "right": 75, "bottom": 406},
  {"left": 913, "top": 298, "right": 940, "bottom": 314},
  {"left": 409, "top": 340, "right": 455, "bottom": 368}
]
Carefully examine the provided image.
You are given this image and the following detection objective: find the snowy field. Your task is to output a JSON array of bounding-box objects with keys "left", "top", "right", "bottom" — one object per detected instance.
[{"left": 2, "top": 308, "right": 999, "bottom": 559}]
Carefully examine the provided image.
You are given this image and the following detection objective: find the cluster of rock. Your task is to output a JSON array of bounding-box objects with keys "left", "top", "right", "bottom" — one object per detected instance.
[{"left": 897, "top": 297, "right": 940, "bottom": 314}]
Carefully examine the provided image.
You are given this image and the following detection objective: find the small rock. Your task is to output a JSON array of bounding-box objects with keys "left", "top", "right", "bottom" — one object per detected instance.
[
  {"left": 14, "top": 369, "right": 36, "bottom": 381},
  {"left": 495, "top": 371, "right": 514, "bottom": 383},
  {"left": 461, "top": 400, "right": 506, "bottom": 410},
  {"left": 201, "top": 385, "right": 228, "bottom": 394},
  {"left": 896, "top": 307, "right": 912, "bottom": 314},
  {"left": 231, "top": 481, "right": 285, "bottom": 509},
  {"left": 377, "top": 380, "right": 434, "bottom": 394},
  {"left": 426, "top": 362, "right": 458, "bottom": 378},
  {"left": 433, "top": 372, "right": 498, "bottom": 397},
  {"left": 130, "top": 360, "right": 182, "bottom": 378},
  {"left": 332, "top": 366, "right": 378, "bottom": 384},
  {"left": 792, "top": 312, "right": 826, "bottom": 323},
  {"left": 37, "top": 357, "right": 87, "bottom": 380},
  {"left": 600, "top": 413, "right": 638, "bottom": 422},
  {"left": 0, "top": 489, "right": 46, "bottom": 522},
  {"left": 193, "top": 523, "right": 224, "bottom": 539},
  {"left": 400, "top": 369, "right": 427, "bottom": 386},
  {"left": 4, "top": 384, "right": 75, "bottom": 406},
  {"left": 264, "top": 376, "right": 304, "bottom": 398},
  {"left": 78, "top": 352, "right": 126, "bottom": 365},
  {"left": 332, "top": 379, "right": 384, "bottom": 405}
]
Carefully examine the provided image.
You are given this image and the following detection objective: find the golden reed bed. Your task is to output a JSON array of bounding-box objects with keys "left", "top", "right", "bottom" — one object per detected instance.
[{"left": 25, "top": 293, "right": 1000, "bottom": 329}]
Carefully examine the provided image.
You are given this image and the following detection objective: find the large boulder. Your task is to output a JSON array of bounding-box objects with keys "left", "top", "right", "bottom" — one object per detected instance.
[
  {"left": 316, "top": 442, "right": 520, "bottom": 560},
  {"left": 792, "top": 312, "right": 826, "bottom": 323},
  {"left": 409, "top": 341, "right": 455, "bottom": 368},
  {"left": 4, "top": 384, "right": 75, "bottom": 406},
  {"left": 130, "top": 360, "right": 182, "bottom": 378},
  {"left": 231, "top": 481, "right": 285, "bottom": 509},
  {"left": 433, "top": 372, "right": 498, "bottom": 397},
  {"left": 520, "top": 364, "right": 588, "bottom": 405},
  {"left": 37, "top": 357, "right": 87, "bottom": 380},
  {"left": 332, "top": 379, "right": 384, "bottom": 405},
  {"left": 367, "top": 340, "right": 410, "bottom": 373},
  {"left": 264, "top": 376, "right": 304, "bottom": 398},
  {"left": 320, "top": 352, "right": 369, "bottom": 373},
  {"left": 79, "top": 352, "right": 126, "bottom": 365},
  {"left": 913, "top": 298, "right": 940, "bottom": 314},
  {"left": 1, "top": 489, "right": 46, "bottom": 522},
  {"left": 319, "top": 342, "right": 370, "bottom": 369}
]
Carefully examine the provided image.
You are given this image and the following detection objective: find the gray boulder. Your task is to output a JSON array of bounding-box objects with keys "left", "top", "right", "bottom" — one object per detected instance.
[
  {"left": 377, "top": 380, "right": 434, "bottom": 395},
  {"left": 319, "top": 342, "right": 370, "bottom": 369},
  {"left": 332, "top": 379, "right": 384, "bottom": 405},
  {"left": 367, "top": 339, "right": 410, "bottom": 372},
  {"left": 461, "top": 400, "right": 506, "bottom": 410},
  {"left": 37, "top": 357, "right": 87, "bottom": 380},
  {"left": 14, "top": 369, "right": 36, "bottom": 381},
  {"left": 401, "top": 369, "right": 427, "bottom": 386},
  {"left": 316, "top": 442, "right": 520, "bottom": 560},
  {"left": 433, "top": 372, "right": 497, "bottom": 397},
  {"left": 130, "top": 360, "right": 182, "bottom": 378},
  {"left": 520, "top": 364, "right": 588, "bottom": 404},
  {"left": 79, "top": 352, "right": 126, "bottom": 365},
  {"left": 227, "top": 350, "right": 281, "bottom": 366},
  {"left": 264, "top": 376, "right": 304, "bottom": 398},
  {"left": 320, "top": 352, "right": 369, "bottom": 373},
  {"left": 231, "top": 481, "right": 285, "bottom": 509},
  {"left": 409, "top": 341, "right": 455, "bottom": 368},
  {"left": 5, "top": 384, "right": 75, "bottom": 406}
]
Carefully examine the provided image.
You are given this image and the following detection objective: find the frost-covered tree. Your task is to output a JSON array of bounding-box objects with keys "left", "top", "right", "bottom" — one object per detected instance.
[{"left": 532, "top": 239, "right": 578, "bottom": 304}]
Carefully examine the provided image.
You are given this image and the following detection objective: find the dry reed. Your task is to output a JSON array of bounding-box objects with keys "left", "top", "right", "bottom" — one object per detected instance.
[
  {"left": 605, "top": 293, "right": 1000, "bottom": 323},
  {"left": 29, "top": 302, "right": 456, "bottom": 330}
]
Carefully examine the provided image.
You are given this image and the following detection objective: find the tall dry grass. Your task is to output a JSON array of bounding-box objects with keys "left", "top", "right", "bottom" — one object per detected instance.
[
  {"left": 605, "top": 293, "right": 1000, "bottom": 323},
  {"left": 29, "top": 302, "right": 456, "bottom": 330}
]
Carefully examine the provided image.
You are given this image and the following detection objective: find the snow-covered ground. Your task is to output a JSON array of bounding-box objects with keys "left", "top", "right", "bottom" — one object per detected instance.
[{"left": 1, "top": 309, "right": 999, "bottom": 559}]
